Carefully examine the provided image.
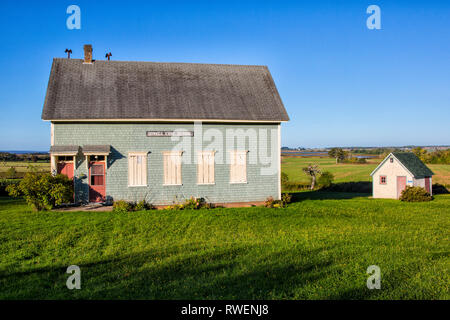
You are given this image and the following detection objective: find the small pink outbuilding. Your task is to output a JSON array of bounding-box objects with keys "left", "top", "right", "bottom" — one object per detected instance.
[{"left": 370, "top": 152, "right": 434, "bottom": 199}]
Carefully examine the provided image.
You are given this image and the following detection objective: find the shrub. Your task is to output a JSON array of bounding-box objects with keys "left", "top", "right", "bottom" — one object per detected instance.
[
  {"left": 264, "top": 193, "right": 291, "bottom": 208},
  {"left": 281, "top": 193, "right": 292, "bottom": 206},
  {"left": 264, "top": 197, "right": 276, "bottom": 208},
  {"left": 164, "top": 197, "right": 211, "bottom": 210},
  {"left": 0, "top": 179, "right": 21, "bottom": 196},
  {"left": 281, "top": 172, "right": 289, "bottom": 185},
  {"left": 6, "top": 172, "right": 74, "bottom": 211},
  {"left": 182, "top": 197, "right": 205, "bottom": 210},
  {"left": 399, "top": 186, "right": 433, "bottom": 202},
  {"left": 6, "top": 167, "right": 17, "bottom": 179},
  {"left": 135, "top": 199, "right": 154, "bottom": 211},
  {"left": 318, "top": 171, "right": 334, "bottom": 188},
  {"left": 113, "top": 200, "right": 135, "bottom": 213},
  {"left": 165, "top": 204, "right": 184, "bottom": 210},
  {"left": 185, "top": 197, "right": 212, "bottom": 209}
]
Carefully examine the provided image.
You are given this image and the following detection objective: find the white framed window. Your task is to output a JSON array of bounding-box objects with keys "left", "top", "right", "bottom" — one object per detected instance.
[
  {"left": 128, "top": 152, "right": 148, "bottom": 187},
  {"left": 163, "top": 151, "right": 183, "bottom": 185},
  {"left": 230, "top": 150, "right": 247, "bottom": 184},
  {"left": 197, "top": 151, "right": 215, "bottom": 184}
]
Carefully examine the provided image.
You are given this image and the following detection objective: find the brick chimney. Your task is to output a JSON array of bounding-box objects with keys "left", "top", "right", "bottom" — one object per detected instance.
[{"left": 83, "top": 44, "right": 93, "bottom": 63}]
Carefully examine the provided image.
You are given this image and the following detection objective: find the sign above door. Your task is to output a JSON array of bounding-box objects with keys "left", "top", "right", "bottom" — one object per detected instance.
[{"left": 146, "top": 131, "right": 194, "bottom": 137}]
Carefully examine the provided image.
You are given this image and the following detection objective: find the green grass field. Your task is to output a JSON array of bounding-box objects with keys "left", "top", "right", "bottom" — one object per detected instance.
[
  {"left": 0, "top": 194, "right": 449, "bottom": 299},
  {"left": 282, "top": 156, "right": 450, "bottom": 186}
]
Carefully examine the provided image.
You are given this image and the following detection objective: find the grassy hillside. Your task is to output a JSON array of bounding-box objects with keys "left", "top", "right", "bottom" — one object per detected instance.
[
  {"left": 282, "top": 156, "right": 450, "bottom": 186},
  {"left": 0, "top": 194, "right": 448, "bottom": 299}
]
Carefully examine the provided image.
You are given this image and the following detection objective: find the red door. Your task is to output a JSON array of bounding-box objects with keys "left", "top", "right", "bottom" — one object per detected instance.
[
  {"left": 424, "top": 177, "right": 431, "bottom": 193},
  {"left": 89, "top": 162, "right": 106, "bottom": 202},
  {"left": 57, "top": 162, "right": 74, "bottom": 179},
  {"left": 397, "top": 176, "right": 407, "bottom": 199}
]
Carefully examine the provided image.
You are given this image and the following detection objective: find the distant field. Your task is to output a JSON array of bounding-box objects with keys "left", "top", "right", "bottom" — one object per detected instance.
[
  {"left": 0, "top": 162, "right": 49, "bottom": 177},
  {"left": 428, "top": 164, "right": 450, "bottom": 185},
  {"left": 282, "top": 156, "right": 379, "bottom": 184},
  {"left": 281, "top": 156, "right": 450, "bottom": 186},
  {"left": 1, "top": 157, "right": 449, "bottom": 186}
]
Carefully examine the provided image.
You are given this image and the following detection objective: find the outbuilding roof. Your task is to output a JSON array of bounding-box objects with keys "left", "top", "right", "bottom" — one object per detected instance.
[
  {"left": 391, "top": 152, "right": 434, "bottom": 177},
  {"left": 370, "top": 152, "right": 434, "bottom": 178},
  {"left": 42, "top": 58, "right": 289, "bottom": 122}
]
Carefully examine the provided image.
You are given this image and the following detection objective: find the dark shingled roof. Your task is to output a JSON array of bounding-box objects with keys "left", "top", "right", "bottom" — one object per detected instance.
[
  {"left": 42, "top": 58, "right": 289, "bottom": 122},
  {"left": 49, "top": 145, "right": 79, "bottom": 155},
  {"left": 392, "top": 152, "right": 434, "bottom": 177}
]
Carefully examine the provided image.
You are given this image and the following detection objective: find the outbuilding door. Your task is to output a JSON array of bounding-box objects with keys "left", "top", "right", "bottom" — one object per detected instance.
[
  {"left": 397, "top": 176, "right": 407, "bottom": 199},
  {"left": 89, "top": 161, "right": 106, "bottom": 202},
  {"left": 424, "top": 177, "right": 431, "bottom": 193},
  {"left": 57, "top": 162, "right": 74, "bottom": 179}
]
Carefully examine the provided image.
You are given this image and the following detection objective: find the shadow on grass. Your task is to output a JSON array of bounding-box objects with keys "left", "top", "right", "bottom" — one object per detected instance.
[
  {"left": 320, "top": 181, "right": 372, "bottom": 193},
  {"left": 328, "top": 261, "right": 445, "bottom": 300},
  {"left": 433, "top": 183, "right": 449, "bottom": 195},
  {"left": 0, "top": 244, "right": 344, "bottom": 299},
  {"left": 289, "top": 190, "right": 370, "bottom": 202}
]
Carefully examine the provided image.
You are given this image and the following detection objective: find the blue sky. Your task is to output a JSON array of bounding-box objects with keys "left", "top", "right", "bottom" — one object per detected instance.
[{"left": 0, "top": 0, "right": 449, "bottom": 150}]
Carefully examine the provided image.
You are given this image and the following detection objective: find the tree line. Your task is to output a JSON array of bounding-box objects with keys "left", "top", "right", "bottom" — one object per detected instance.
[
  {"left": 412, "top": 147, "right": 450, "bottom": 164},
  {"left": 0, "top": 152, "right": 50, "bottom": 162}
]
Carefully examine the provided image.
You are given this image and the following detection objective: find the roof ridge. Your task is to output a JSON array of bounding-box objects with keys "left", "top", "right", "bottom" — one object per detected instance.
[{"left": 52, "top": 57, "right": 268, "bottom": 68}]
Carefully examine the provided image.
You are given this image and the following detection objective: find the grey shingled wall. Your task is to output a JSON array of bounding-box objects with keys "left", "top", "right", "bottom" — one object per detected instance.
[{"left": 54, "top": 122, "right": 280, "bottom": 205}]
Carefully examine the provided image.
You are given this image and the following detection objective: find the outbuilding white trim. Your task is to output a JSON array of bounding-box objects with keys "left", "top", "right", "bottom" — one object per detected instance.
[{"left": 370, "top": 153, "right": 414, "bottom": 177}]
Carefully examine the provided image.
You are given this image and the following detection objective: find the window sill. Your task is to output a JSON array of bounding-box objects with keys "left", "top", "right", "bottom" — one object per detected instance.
[
  {"left": 163, "top": 184, "right": 183, "bottom": 186},
  {"left": 128, "top": 185, "right": 148, "bottom": 187},
  {"left": 197, "top": 183, "right": 215, "bottom": 185},
  {"left": 230, "top": 181, "right": 247, "bottom": 184}
]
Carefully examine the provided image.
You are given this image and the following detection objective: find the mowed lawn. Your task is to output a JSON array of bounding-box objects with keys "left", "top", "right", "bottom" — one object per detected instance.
[
  {"left": 282, "top": 156, "right": 450, "bottom": 185},
  {"left": 0, "top": 194, "right": 449, "bottom": 300}
]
